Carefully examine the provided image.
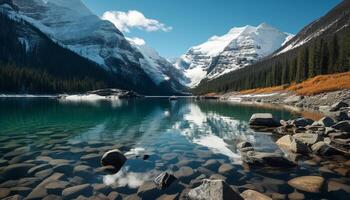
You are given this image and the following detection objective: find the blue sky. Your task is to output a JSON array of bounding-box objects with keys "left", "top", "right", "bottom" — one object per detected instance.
[{"left": 83, "top": 0, "right": 342, "bottom": 58}]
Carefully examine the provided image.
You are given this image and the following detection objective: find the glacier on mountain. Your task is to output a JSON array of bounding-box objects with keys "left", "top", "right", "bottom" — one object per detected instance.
[{"left": 175, "top": 23, "right": 293, "bottom": 87}]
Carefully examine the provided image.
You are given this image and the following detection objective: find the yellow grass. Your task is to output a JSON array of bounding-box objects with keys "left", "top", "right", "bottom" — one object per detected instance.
[{"left": 240, "top": 72, "right": 350, "bottom": 96}]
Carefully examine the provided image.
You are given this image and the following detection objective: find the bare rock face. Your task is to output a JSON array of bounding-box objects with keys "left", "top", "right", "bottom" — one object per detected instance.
[
  {"left": 249, "top": 113, "right": 281, "bottom": 127},
  {"left": 188, "top": 179, "right": 243, "bottom": 200},
  {"left": 100, "top": 149, "right": 126, "bottom": 173},
  {"left": 288, "top": 176, "right": 324, "bottom": 193},
  {"left": 241, "top": 189, "right": 272, "bottom": 200}
]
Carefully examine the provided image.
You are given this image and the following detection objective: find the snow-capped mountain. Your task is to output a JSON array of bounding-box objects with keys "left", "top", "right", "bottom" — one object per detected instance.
[
  {"left": 3, "top": 0, "right": 185, "bottom": 94},
  {"left": 127, "top": 37, "right": 189, "bottom": 91},
  {"left": 175, "top": 23, "right": 293, "bottom": 87}
]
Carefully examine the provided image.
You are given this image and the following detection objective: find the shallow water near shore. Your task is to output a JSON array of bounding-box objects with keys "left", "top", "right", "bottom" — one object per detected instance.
[{"left": 0, "top": 98, "right": 349, "bottom": 199}]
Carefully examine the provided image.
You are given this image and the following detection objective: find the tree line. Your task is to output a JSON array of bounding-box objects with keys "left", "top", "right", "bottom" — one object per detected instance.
[{"left": 193, "top": 26, "right": 350, "bottom": 94}]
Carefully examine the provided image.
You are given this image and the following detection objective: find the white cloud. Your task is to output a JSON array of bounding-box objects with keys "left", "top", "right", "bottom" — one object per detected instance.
[
  {"left": 102, "top": 10, "right": 172, "bottom": 33},
  {"left": 126, "top": 37, "right": 146, "bottom": 46}
]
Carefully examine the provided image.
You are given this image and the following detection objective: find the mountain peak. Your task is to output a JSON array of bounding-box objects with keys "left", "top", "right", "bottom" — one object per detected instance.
[{"left": 175, "top": 24, "right": 292, "bottom": 87}]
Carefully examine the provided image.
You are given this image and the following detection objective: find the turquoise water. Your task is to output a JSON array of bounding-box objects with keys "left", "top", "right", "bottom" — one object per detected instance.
[{"left": 0, "top": 98, "right": 348, "bottom": 199}]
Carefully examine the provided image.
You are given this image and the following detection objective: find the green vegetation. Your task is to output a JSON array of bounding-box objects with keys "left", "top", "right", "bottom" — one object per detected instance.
[{"left": 193, "top": 26, "right": 350, "bottom": 95}]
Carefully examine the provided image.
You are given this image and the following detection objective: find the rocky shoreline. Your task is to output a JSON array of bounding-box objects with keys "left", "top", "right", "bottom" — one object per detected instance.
[{"left": 221, "top": 89, "right": 350, "bottom": 116}]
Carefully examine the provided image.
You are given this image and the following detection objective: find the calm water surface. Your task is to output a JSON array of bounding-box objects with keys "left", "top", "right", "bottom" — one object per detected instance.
[{"left": 0, "top": 98, "right": 348, "bottom": 199}]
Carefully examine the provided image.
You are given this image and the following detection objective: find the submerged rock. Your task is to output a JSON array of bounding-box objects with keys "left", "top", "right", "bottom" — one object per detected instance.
[
  {"left": 242, "top": 151, "right": 295, "bottom": 168},
  {"left": 100, "top": 149, "right": 126, "bottom": 172},
  {"left": 154, "top": 172, "right": 177, "bottom": 190},
  {"left": 188, "top": 179, "right": 243, "bottom": 200},
  {"left": 241, "top": 189, "right": 272, "bottom": 200},
  {"left": 288, "top": 176, "right": 324, "bottom": 193},
  {"left": 249, "top": 113, "right": 281, "bottom": 127},
  {"left": 62, "top": 184, "right": 93, "bottom": 199}
]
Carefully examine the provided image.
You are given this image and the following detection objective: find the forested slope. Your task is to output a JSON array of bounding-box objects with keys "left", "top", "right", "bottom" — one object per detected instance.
[{"left": 193, "top": 0, "right": 350, "bottom": 94}]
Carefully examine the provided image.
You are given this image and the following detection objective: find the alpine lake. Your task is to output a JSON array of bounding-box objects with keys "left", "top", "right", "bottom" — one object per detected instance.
[{"left": 0, "top": 97, "right": 349, "bottom": 200}]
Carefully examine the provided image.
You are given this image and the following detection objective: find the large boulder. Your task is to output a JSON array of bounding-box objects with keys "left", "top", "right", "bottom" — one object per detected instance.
[
  {"left": 241, "top": 190, "right": 272, "bottom": 200},
  {"left": 332, "top": 121, "right": 350, "bottom": 132},
  {"left": 242, "top": 151, "right": 295, "bottom": 168},
  {"left": 188, "top": 179, "right": 243, "bottom": 200},
  {"left": 288, "top": 176, "right": 324, "bottom": 193},
  {"left": 311, "top": 141, "right": 344, "bottom": 156},
  {"left": 154, "top": 172, "right": 177, "bottom": 190},
  {"left": 292, "top": 118, "right": 314, "bottom": 128},
  {"left": 249, "top": 113, "right": 281, "bottom": 127},
  {"left": 312, "top": 117, "right": 335, "bottom": 127},
  {"left": 335, "top": 112, "right": 350, "bottom": 121},
  {"left": 276, "top": 135, "right": 309, "bottom": 154},
  {"left": 330, "top": 101, "right": 349, "bottom": 112},
  {"left": 293, "top": 133, "right": 321, "bottom": 146},
  {"left": 100, "top": 149, "right": 126, "bottom": 172},
  {"left": 283, "top": 95, "right": 303, "bottom": 104},
  {"left": 62, "top": 184, "right": 93, "bottom": 199}
]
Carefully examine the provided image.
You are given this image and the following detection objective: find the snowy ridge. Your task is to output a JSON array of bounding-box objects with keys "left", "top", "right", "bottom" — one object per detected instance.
[
  {"left": 3, "top": 0, "right": 185, "bottom": 93},
  {"left": 175, "top": 23, "right": 293, "bottom": 87}
]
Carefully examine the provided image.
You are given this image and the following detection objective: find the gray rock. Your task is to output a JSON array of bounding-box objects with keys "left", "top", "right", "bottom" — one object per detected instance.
[
  {"left": 325, "top": 127, "right": 337, "bottom": 135},
  {"left": 284, "top": 95, "right": 303, "bottom": 104},
  {"left": 62, "top": 184, "right": 92, "bottom": 199},
  {"left": 237, "top": 141, "right": 252, "bottom": 150},
  {"left": 28, "top": 164, "right": 52, "bottom": 175},
  {"left": 292, "top": 118, "right": 314, "bottom": 128},
  {"left": 276, "top": 135, "right": 309, "bottom": 154},
  {"left": 288, "top": 176, "right": 324, "bottom": 193},
  {"left": 331, "top": 101, "right": 349, "bottom": 111},
  {"left": 241, "top": 189, "right": 272, "bottom": 200},
  {"left": 107, "top": 191, "right": 122, "bottom": 200},
  {"left": 312, "top": 117, "right": 335, "bottom": 127},
  {"left": 311, "top": 141, "right": 344, "bottom": 156},
  {"left": 218, "top": 164, "right": 234, "bottom": 174},
  {"left": 293, "top": 133, "right": 321, "bottom": 146},
  {"left": 336, "top": 112, "right": 350, "bottom": 121},
  {"left": 242, "top": 151, "right": 295, "bottom": 168},
  {"left": 137, "top": 182, "right": 158, "bottom": 198},
  {"left": 0, "top": 188, "right": 10, "bottom": 199},
  {"left": 2, "top": 195, "right": 23, "bottom": 200},
  {"left": 174, "top": 166, "right": 194, "bottom": 178},
  {"left": 100, "top": 149, "right": 126, "bottom": 172},
  {"left": 3, "top": 163, "right": 35, "bottom": 179},
  {"left": 73, "top": 165, "right": 93, "bottom": 177},
  {"left": 249, "top": 113, "right": 281, "bottom": 127},
  {"left": 154, "top": 172, "right": 177, "bottom": 190},
  {"left": 332, "top": 121, "right": 350, "bottom": 132},
  {"left": 290, "top": 138, "right": 309, "bottom": 154},
  {"left": 188, "top": 179, "right": 243, "bottom": 200},
  {"left": 26, "top": 173, "right": 64, "bottom": 200},
  {"left": 45, "top": 181, "right": 69, "bottom": 195}
]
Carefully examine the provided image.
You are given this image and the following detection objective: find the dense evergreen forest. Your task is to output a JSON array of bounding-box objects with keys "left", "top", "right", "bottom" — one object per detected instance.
[
  {"left": 0, "top": 13, "right": 117, "bottom": 94},
  {"left": 193, "top": 1, "right": 350, "bottom": 95}
]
